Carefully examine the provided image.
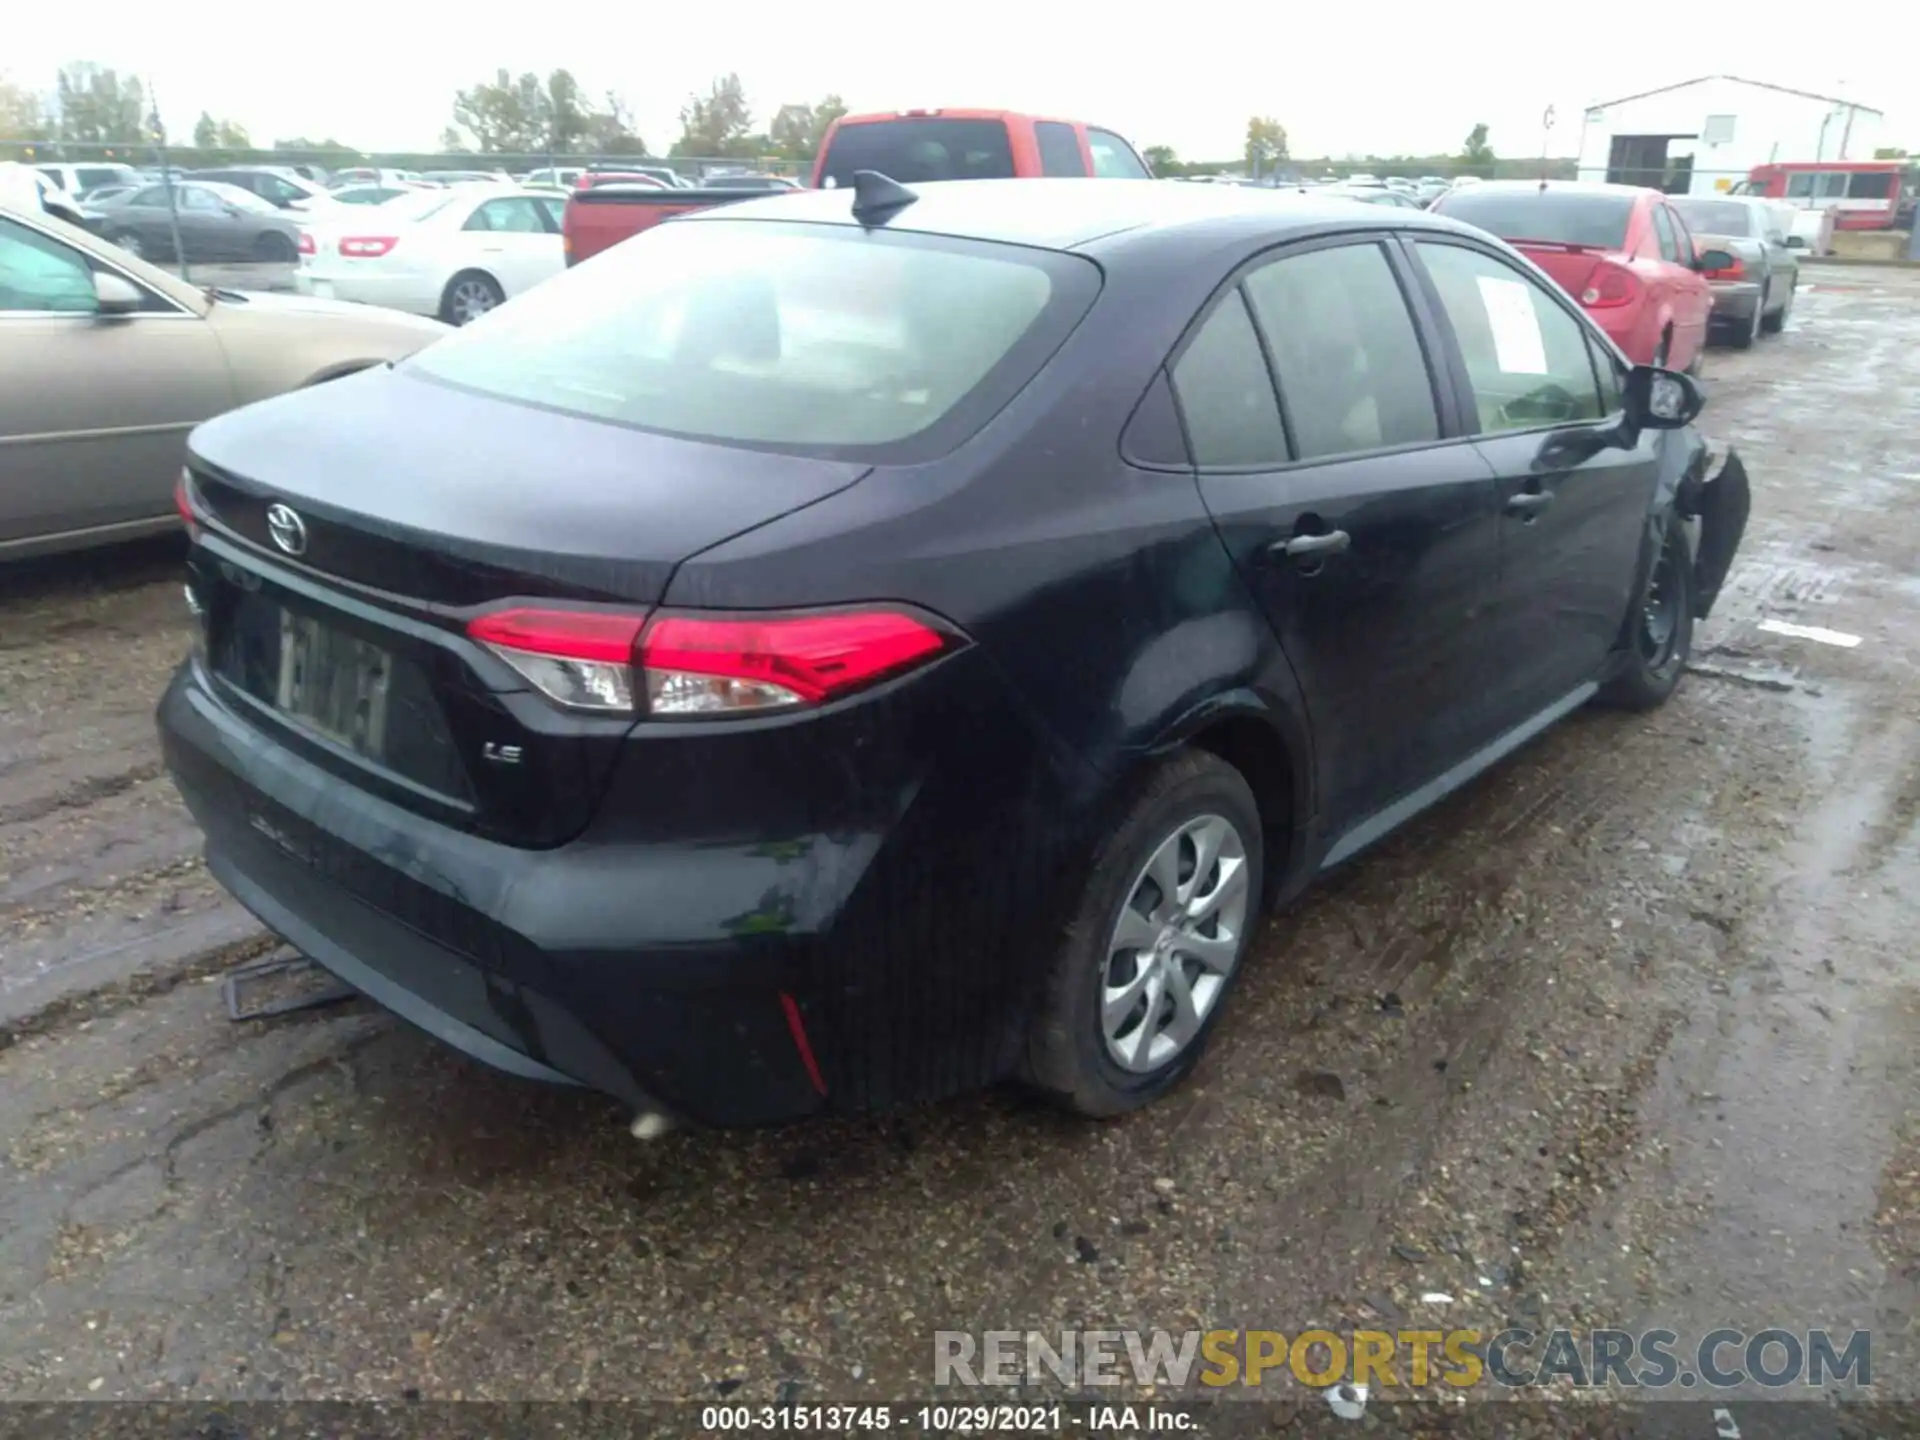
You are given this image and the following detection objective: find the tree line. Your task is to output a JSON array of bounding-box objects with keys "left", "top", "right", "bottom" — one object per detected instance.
[{"left": 3, "top": 62, "right": 1579, "bottom": 180}]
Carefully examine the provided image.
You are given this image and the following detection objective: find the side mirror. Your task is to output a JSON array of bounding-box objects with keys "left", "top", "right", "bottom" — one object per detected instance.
[
  {"left": 1624, "top": 364, "right": 1704, "bottom": 431},
  {"left": 92, "top": 270, "right": 143, "bottom": 316},
  {"left": 1784, "top": 234, "right": 1807, "bottom": 250},
  {"left": 1695, "top": 247, "right": 1735, "bottom": 272}
]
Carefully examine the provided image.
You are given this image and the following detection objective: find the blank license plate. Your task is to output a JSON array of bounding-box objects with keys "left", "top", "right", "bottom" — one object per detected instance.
[{"left": 275, "top": 610, "right": 391, "bottom": 758}]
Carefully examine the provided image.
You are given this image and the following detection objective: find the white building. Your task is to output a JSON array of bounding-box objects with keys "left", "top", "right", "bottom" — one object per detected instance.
[{"left": 1575, "top": 75, "right": 1884, "bottom": 197}]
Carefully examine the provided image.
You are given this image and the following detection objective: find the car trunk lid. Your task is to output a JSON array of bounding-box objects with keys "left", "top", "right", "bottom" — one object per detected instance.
[
  {"left": 185, "top": 366, "right": 870, "bottom": 846},
  {"left": 1508, "top": 240, "right": 1611, "bottom": 300}
]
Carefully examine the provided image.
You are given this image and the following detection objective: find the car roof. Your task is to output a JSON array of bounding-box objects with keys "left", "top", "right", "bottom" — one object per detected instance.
[
  {"left": 680, "top": 177, "right": 1471, "bottom": 254},
  {"left": 1448, "top": 180, "right": 1655, "bottom": 201}
]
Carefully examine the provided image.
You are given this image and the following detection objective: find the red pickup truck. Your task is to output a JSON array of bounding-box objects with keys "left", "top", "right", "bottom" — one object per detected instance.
[{"left": 561, "top": 109, "right": 1154, "bottom": 266}]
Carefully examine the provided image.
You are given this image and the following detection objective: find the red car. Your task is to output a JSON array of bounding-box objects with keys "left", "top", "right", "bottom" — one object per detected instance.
[{"left": 1430, "top": 181, "right": 1716, "bottom": 371}]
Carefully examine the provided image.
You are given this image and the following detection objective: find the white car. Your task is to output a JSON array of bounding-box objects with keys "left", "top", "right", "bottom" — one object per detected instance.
[{"left": 294, "top": 185, "right": 567, "bottom": 325}]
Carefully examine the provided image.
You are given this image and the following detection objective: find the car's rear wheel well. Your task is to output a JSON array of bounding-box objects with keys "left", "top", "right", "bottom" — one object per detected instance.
[{"left": 1186, "top": 715, "right": 1295, "bottom": 903}]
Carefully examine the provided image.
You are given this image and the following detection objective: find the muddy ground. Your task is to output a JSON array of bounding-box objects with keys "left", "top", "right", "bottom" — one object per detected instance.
[{"left": 2, "top": 269, "right": 1917, "bottom": 1435}]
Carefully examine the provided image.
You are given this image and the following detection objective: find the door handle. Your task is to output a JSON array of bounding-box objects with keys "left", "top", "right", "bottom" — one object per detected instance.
[
  {"left": 1272, "top": 530, "right": 1351, "bottom": 559},
  {"left": 1506, "top": 491, "right": 1555, "bottom": 516}
]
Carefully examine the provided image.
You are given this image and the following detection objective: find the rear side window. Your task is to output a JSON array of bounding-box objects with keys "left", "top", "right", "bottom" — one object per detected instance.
[
  {"left": 1088, "top": 130, "right": 1151, "bottom": 179},
  {"left": 408, "top": 220, "right": 1097, "bottom": 459},
  {"left": 1435, "top": 189, "right": 1634, "bottom": 249},
  {"left": 1848, "top": 171, "right": 1893, "bottom": 199},
  {"left": 1671, "top": 198, "right": 1752, "bottom": 235},
  {"left": 76, "top": 167, "right": 126, "bottom": 191},
  {"left": 818, "top": 118, "right": 1016, "bottom": 188},
  {"left": 1243, "top": 242, "right": 1438, "bottom": 460},
  {"left": 1170, "top": 292, "right": 1288, "bottom": 468},
  {"left": 1036, "top": 122, "right": 1087, "bottom": 177},
  {"left": 1650, "top": 205, "right": 1681, "bottom": 262}
]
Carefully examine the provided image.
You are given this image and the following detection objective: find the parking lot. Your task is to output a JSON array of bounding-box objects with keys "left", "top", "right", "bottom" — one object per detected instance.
[{"left": 2, "top": 266, "right": 1918, "bottom": 1428}]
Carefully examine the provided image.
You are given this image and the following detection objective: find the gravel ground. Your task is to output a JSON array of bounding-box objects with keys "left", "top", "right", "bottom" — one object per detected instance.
[{"left": 2, "top": 270, "right": 1918, "bottom": 1434}]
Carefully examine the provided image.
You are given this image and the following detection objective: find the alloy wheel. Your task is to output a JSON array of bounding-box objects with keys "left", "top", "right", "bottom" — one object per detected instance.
[
  {"left": 449, "top": 279, "right": 499, "bottom": 325},
  {"left": 1101, "top": 813, "right": 1251, "bottom": 1074},
  {"left": 1640, "top": 537, "right": 1682, "bottom": 667}
]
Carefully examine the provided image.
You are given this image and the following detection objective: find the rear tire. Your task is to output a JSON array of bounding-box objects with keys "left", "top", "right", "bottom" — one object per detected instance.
[
  {"left": 1599, "top": 521, "right": 1694, "bottom": 712},
  {"left": 1728, "top": 301, "right": 1760, "bottom": 350},
  {"left": 439, "top": 270, "right": 504, "bottom": 326},
  {"left": 1025, "top": 750, "right": 1265, "bottom": 1118},
  {"left": 253, "top": 231, "right": 296, "bottom": 264},
  {"left": 1762, "top": 287, "right": 1791, "bottom": 333}
]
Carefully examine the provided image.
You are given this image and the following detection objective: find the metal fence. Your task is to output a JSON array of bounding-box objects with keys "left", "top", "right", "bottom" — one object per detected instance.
[{"left": 1, "top": 139, "right": 810, "bottom": 183}]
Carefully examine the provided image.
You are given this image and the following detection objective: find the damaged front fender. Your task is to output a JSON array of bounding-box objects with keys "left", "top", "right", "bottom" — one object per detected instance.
[{"left": 1676, "top": 447, "right": 1751, "bottom": 620}]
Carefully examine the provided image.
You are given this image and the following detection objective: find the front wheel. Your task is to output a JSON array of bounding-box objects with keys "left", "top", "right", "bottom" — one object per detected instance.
[
  {"left": 1025, "top": 750, "right": 1265, "bottom": 1117},
  {"left": 1599, "top": 522, "right": 1694, "bottom": 711}
]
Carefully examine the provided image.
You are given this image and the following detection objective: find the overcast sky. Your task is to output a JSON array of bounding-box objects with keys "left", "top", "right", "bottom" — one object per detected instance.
[{"left": 8, "top": 2, "right": 1911, "bottom": 161}]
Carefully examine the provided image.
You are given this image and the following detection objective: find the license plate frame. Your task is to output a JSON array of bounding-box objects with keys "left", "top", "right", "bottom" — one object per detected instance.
[{"left": 274, "top": 608, "right": 392, "bottom": 759}]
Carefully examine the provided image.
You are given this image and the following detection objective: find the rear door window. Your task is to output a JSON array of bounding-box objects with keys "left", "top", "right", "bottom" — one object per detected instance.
[
  {"left": 1088, "top": 129, "right": 1151, "bottom": 179},
  {"left": 1169, "top": 292, "right": 1289, "bottom": 468},
  {"left": 1847, "top": 171, "right": 1893, "bottom": 198},
  {"left": 466, "top": 198, "right": 548, "bottom": 232},
  {"left": 1242, "top": 241, "right": 1439, "bottom": 460},
  {"left": 1785, "top": 172, "right": 1817, "bottom": 198},
  {"left": 818, "top": 118, "right": 1016, "bottom": 188},
  {"left": 1036, "top": 122, "right": 1088, "bottom": 177}
]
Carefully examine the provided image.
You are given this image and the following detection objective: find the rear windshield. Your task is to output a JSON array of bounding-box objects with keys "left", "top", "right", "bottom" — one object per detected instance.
[
  {"left": 818, "top": 118, "right": 1016, "bottom": 188},
  {"left": 407, "top": 218, "right": 1099, "bottom": 459},
  {"left": 1436, "top": 189, "right": 1634, "bottom": 249},
  {"left": 1670, "top": 198, "right": 1753, "bottom": 235}
]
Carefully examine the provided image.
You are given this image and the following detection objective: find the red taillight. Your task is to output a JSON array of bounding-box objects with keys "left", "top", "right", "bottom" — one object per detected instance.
[
  {"left": 1702, "top": 254, "right": 1745, "bottom": 281},
  {"left": 468, "top": 608, "right": 646, "bottom": 712},
  {"left": 640, "top": 611, "right": 951, "bottom": 712},
  {"left": 173, "top": 468, "right": 200, "bottom": 541},
  {"left": 1579, "top": 261, "right": 1640, "bottom": 309},
  {"left": 464, "top": 606, "right": 955, "bottom": 716},
  {"left": 297, "top": 231, "right": 315, "bottom": 256},
  {"left": 338, "top": 235, "right": 397, "bottom": 258}
]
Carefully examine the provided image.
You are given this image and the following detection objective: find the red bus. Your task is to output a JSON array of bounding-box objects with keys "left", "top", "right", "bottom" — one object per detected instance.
[{"left": 1731, "top": 161, "right": 1904, "bottom": 231}]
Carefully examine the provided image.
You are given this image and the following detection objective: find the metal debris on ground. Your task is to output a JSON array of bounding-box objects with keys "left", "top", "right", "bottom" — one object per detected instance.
[{"left": 221, "top": 953, "right": 355, "bottom": 1021}]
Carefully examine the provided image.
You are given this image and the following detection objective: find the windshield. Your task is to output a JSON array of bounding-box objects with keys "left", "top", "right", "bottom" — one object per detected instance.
[
  {"left": 818, "top": 118, "right": 1016, "bottom": 188},
  {"left": 1435, "top": 189, "right": 1635, "bottom": 249},
  {"left": 407, "top": 219, "right": 1097, "bottom": 457},
  {"left": 1671, "top": 198, "right": 1753, "bottom": 236}
]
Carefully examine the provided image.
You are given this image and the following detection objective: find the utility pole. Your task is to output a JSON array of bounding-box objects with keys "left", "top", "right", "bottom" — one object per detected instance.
[{"left": 146, "top": 78, "right": 189, "bottom": 283}]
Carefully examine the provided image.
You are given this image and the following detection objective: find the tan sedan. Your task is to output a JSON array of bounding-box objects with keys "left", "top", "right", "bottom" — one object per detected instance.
[{"left": 0, "top": 199, "right": 449, "bottom": 560}]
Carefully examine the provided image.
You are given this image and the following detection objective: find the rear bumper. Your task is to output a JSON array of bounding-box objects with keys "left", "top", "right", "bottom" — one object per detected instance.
[
  {"left": 159, "top": 652, "right": 1083, "bottom": 1126},
  {"left": 1708, "top": 281, "right": 1764, "bottom": 321},
  {"left": 162, "top": 660, "right": 841, "bottom": 1126}
]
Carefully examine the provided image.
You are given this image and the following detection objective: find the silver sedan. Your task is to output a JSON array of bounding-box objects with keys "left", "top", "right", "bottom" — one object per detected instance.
[{"left": 0, "top": 199, "right": 449, "bottom": 560}]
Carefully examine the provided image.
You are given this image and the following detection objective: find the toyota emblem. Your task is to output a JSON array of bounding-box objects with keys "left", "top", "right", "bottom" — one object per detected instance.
[{"left": 265, "top": 503, "right": 308, "bottom": 557}]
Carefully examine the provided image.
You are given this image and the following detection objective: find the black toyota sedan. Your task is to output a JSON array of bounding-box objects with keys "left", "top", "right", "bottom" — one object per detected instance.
[{"left": 159, "top": 177, "right": 1750, "bottom": 1129}]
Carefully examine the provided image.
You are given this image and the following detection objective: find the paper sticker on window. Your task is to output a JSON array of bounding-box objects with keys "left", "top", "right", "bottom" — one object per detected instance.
[{"left": 1475, "top": 275, "right": 1548, "bottom": 375}]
